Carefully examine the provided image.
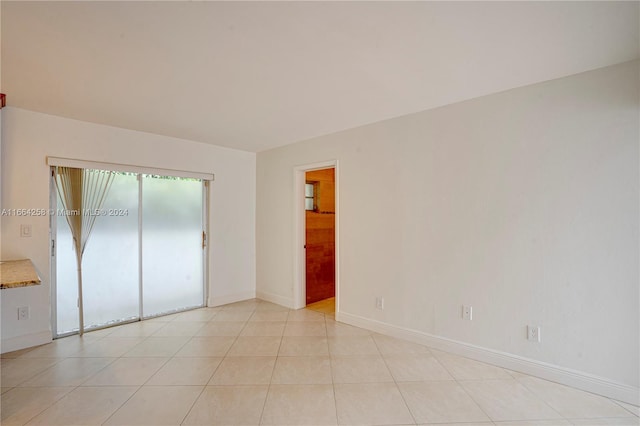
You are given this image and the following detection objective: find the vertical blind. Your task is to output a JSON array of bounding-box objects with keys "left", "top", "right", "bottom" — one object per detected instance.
[{"left": 54, "top": 166, "right": 115, "bottom": 335}]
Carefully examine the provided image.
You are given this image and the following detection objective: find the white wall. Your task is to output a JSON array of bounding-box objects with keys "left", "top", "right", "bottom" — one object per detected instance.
[
  {"left": 256, "top": 61, "right": 639, "bottom": 400},
  {"left": 1, "top": 107, "right": 256, "bottom": 351}
]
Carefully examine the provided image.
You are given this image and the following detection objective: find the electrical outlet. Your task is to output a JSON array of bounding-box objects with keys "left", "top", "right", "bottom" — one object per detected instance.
[
  {"left": 20, "top": 224, "right": 32, "bottom": 238},
  {"left": 18, "top": 306, "right": 30, "bottom": 320},
  {"left": 527, "top": 325, "right": 541, "bottom": 342},
  {"left": 375, "top": 297, "right": 384, "bottom": 310},
  {"left": 462, "top": 305, "right": 473, "bottom": 320}
]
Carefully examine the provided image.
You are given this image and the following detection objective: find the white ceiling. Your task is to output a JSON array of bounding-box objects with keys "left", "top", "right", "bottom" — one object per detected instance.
[{"left": 2, "top": 1, "right": 638, "bottom": 152}]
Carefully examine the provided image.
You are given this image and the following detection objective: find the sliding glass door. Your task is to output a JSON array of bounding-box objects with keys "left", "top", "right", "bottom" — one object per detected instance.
[
  {"left": 53, "top": 170, "right": 207, "bottom": 336},
  {"left": 142, "top": 175, "right": 204, "bottom": 317}
]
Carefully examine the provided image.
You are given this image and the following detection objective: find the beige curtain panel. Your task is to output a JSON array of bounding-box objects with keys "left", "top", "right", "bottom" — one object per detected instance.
[{"left": 54, "top": 166, "right": 115, "bottom": 335}]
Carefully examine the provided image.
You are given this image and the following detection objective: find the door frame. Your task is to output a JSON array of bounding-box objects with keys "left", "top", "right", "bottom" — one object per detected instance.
[{"left": 293, "top": 160, "right": 339, "bottom": 312}]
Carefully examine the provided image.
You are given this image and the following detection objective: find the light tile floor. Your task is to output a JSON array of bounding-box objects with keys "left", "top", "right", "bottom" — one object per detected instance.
[{"left": 1, "top": 299, "right": 638, "bottom": 425}]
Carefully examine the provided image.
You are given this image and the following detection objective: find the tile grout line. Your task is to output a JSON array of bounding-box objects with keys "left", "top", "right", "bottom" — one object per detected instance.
[
  {"left": 257, "top": 304, "right": 288, "bottom": 426},
  {"left": 99, "top": 384, "right": 143, "bottom": 426},
  {"left": 4, "top": 357, "right": 65, "bottom": 388},
  {"left": 448, "top": 376, "right": 498, "bottom": 424},
  {"left": 611, "top": 399, "right": 640, "bottom": 418},
  {"left": 5, "top": 384, "right": 73, "bottom": 425},
  {"left": 371, "top": 334, "right": 418, "bottom": 426},
  {"left": 326, "top": 311, "right": 341, "bottom": 426},
  {"left": 427, "top": 348, "right": 497, "bottom": 425},
  {"left": 514, "top": 373, "right": 580, "bottom": 422}
]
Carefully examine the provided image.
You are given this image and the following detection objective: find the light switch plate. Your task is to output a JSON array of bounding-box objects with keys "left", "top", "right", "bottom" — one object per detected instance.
[{"left": 20, "top": 224, "right": 32, "bottom": 238}]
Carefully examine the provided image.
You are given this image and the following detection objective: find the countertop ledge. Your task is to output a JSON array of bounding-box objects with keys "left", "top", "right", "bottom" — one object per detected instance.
[{"left": 0, "top": 259, "right": 42, "bottom": 289}]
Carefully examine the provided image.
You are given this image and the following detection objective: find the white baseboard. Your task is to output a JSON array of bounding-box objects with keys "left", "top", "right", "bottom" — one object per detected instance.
[
  {"left": 208, "top": 291, "right": 256, "bottom": 307},
  {"left": 1, "top": 330, "right": 52, "bottom": 354},
  {"left": 256, "top": 291, "right": 294, "bottom": 309},
  {"left": 337, "top": 311, "right": 639, "bottom": 406}
]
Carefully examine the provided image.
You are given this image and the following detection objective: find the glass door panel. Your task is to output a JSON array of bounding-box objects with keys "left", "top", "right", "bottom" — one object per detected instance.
[
  {"left": 55, "top": 172, "right": 139, "bottom": 335},
  {"left": 82, "top": 172, "right": 139, "bottom": 329},
  {"left": 55, "top": 189, "right": 79, "bottom": 334},
  {"left": 142, "top": 175, "right": 204, "bottom": 317}
]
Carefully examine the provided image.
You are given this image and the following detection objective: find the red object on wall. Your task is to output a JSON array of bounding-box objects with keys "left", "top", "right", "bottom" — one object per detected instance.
[{"left": 0, "top": 94, "right": 6, "bottom": 108}]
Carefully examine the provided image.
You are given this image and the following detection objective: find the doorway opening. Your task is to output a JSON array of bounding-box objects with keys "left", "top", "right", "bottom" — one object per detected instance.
[
  {"left": 293, "top": 161, "right": 339, "bottom": 316},
  {"left": 304, "top": 168, "right": 335, "bottom": 313}
]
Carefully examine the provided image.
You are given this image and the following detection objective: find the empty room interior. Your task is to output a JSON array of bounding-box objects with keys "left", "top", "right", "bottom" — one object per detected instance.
[{"left": 0, "top": 1, "right": 639, "bottom": 425}]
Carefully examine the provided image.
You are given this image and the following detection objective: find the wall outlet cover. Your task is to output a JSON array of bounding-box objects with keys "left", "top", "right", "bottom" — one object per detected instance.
[
  {"left": 462, "top": 305, "right": 473, "bottom": 320},
  {"left": 18, "top": 306, "right": 30, "bottom": 320},
  {"left": 527, "top": 325, "right": 541, "bottom": 342}
]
